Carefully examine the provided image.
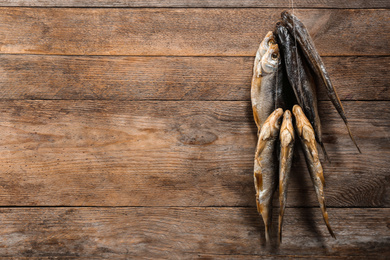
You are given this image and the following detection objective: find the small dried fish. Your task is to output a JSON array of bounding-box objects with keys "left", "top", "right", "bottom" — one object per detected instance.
[
  {"left": 278, "top": 110, "right": 295, "bottom": 243},
  {"left": 292, "top": 105, "right": 336, "bottom": 238},
  {"left": 254, "top": 108, "right": 284, "bottom": 242}
]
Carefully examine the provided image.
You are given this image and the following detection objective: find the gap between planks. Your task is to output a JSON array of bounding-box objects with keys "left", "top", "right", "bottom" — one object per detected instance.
[
  {"left": 0, "top": 206, "right": 387, "bottom": 208},
  {"left": 0, "top": 1, "right": 388, "bottom": 9}
]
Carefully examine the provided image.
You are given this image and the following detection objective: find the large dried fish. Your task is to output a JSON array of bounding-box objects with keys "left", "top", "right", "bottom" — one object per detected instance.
[
  {"left": 254, "top": 108, "right": 284, "bottom": 242},
  {"left": 292, "top": 105, "right": 336, "bottom": 238},
  {"left": 282, "top": 11, "right": 361, "bottom": 153},
  {"left": 251, "top": 32, "right": 280, "bottom": 131}
]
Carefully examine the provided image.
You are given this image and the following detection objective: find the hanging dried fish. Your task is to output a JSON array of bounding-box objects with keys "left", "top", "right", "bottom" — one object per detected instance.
[
  {"left": 281, "top": 11, "right": 361, "bottom": 153},
  {"left": 250, "top": 11, "right": 350, "bottom": 243},
  {"left": 275, "top": 22, "right": 329, "bottom": 161},
  {"left": 292, "top": 105, "right": 336, "bottom": 238},
  {"left": 278, "top": 110, "right": 295, "bottom": 243},
  {"left": 251, "top": 31, "right": 280, "bottom": 132},
  {"left": 253, "top": 108, "right": 283, "bottom": 243}
]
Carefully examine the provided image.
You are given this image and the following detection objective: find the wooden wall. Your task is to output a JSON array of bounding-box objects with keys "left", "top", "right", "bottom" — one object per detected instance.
[{"left": 0, "top": 0, "right": 389, "bottom": 258}]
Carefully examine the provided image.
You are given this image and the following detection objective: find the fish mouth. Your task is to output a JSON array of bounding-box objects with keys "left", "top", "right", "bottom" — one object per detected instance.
[
  {"left": 281, "top": 10, "right": 290, "bottom": 21},
  {"left": 282, "top": 110, "right": 295, "bottom": 135},
  {"left": 261, "top": 43, "right": 280, "bottom": 74},
  {"left": 292, "top": 105, "right": 303, "bottom": 116},
  {"left": 260, "top": 31, "right": 276, "bottom": 57},
  {"left": 283, "top": 110, "right": 292, "bottom": 120},
  {"left": 271, "top": 108, "right": 284, "bottom": 129}
]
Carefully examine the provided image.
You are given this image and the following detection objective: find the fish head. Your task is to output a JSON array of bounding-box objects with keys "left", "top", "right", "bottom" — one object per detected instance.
[
  {"left": 259, "top": 31, "right": 276, "bottom": 57},
  {"left": 260, "top": 42, "right": 281, "bottom": 74},
  {"left": 281, "top": 11, "right": 293, "bottom": 24},
  {"left": 254, "top": 31, "right": 276, "bottom": 77},
  {"left": 259, "top": 108, "right": 283, "bottom": 141},
  {"left": 292, "top": 105, "right": 312, "bottom": 136},
  {"left": 282, "top": 110, "right": 294, "bottom": 134},
  {"left": 280, "top": 110, "right": 295, "bottom": 145},
  {"left": 275, "top": 21, "right": 290, "bottom": 44}
]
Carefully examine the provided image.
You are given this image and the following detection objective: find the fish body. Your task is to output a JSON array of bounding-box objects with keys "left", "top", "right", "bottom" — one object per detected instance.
[
  {"left": 278, "top": 110, "right": 295, "bottom": 243},
  {"left": 251, "top": 32, "right": 280, "bottom": 131},
  {"left": 282, "top": 11, "right": 361, "bottom": 153},
  {"left": 275, "top": 23, "right": 329, "bottom": 161},
  {"left": 254, "top": 108, "right": 284, "bottom": 242},
  {"left": 292, "top": 105, "right": 336, "bottom": 239}
]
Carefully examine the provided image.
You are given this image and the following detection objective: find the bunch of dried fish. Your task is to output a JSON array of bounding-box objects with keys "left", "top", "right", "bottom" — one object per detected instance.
[{"left": 251, "top": 11, "right": 361, "bottom": 244}]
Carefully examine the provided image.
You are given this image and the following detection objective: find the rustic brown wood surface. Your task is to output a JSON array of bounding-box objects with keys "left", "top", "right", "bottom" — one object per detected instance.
[
  {"left": 0, "top": 0, "right": 389, "bottom": 8},
  {"left": 0, "top": 101, "right": 388, "bottom": 208},
  {"left": 0, "top": 1, "right": 389, "bottom": 258},
  {"left": 0, "top": 208, "right": 388, "bottom": 258},
  {"left": 0, "top": 8, "right": 389, "bottom": 56},
  {"left": 0, "top": 55, "right": 388, "bottom": 101}
]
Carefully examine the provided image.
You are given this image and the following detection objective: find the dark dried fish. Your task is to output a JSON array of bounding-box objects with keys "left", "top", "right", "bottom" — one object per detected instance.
[
  {"left": 275, "top": 23, "right": 329, "bottom": 161},
  {"left": 282, "top": 11, "right": 361, "bottom": 153}
]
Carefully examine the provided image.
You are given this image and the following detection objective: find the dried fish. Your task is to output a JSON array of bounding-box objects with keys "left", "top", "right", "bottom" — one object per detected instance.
[
  {"left": 254, "top": 108, "right": 283, "bottom": 242},
  {"left": 281, "top": 11, "right": 361, "bottom": 153},
  {"left": 292, "top": 105, "right": 336, "bottom": 238},
  {"left": 278, "top": 110, "right": 295, "bottom": 243},
  {"left": 275, "top": 23, "right": 329, "bottom": 161}
]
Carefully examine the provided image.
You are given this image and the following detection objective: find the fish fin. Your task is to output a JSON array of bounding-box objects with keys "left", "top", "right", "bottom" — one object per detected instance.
[
  {"left": 255, "top": 123, "right": 271, "bottom": 161},
  {"left": 257, "top": 201, "right": 271, "bottom": 243},
  {"left": 261, "top": 204, "right": 271, "bottom": 243},
  {"left": 256, "top": 198, "right": 261, "bottom": 214},
  {"left": 252, "top": 107, "right": 261, "bottom": 134},
  {"left": 258, "top": 63, "right": 263, "bottom": 77}
]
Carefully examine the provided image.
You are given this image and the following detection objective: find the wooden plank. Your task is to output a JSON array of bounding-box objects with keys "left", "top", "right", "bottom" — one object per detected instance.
[
  {"left": 0, "top": 207, "right": 388, "bottom": 257},
  {"left": 0, "top": 55, "right": 388, "bottom": 101},
  {"left": 0, "top": 0, "right": 388, "bottom": 8},
  {"left": 0, "top": 100, "right": 388, "bottom": 207},
  {"left": 0, "top": 8, "right": 388, "bottom": 56}
]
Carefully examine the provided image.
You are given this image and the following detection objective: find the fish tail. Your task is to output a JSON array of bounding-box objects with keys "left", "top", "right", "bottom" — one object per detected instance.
[
  {"left": 345, "top": 120, "right": 362, "bottom": 153},
  {"left": 319, "top": 141, "right": 331, "bottom": 163},
  {"left": 335, "top": 98, "right": 361, "bottom": 154},
  {"left": 259, "top": 202, "right": 271, "bottom": 243},
  {"left": 278, "top": 171, "right": 286, "bottom": 244},
  {"left": 278, "top": 201, "right": 285, "bottom": 243},
  {"left": 319, "top": 198, "right": 336, "bottom": 239}
]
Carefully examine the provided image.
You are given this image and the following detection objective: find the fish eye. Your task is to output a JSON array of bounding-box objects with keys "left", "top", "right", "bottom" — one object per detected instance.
[
  {"left": 268, "top": 39, "right": 275, "bottom": 46},
  {"left": 271, "top": 53, "right": 279, "bottom": 60}
]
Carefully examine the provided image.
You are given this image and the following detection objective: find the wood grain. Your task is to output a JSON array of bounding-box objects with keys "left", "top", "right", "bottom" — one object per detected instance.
[
  {"left": 0, "top": 0, "right": 388, "bottom": 8},
  {"left": 0, "top": 55, "right": 388, "bottom": 101},
  {"left": 0, "top": 207, "right": 388, "bottom": 258},
  {"left": 0, "top": 8, "right": 388, "bottom": 56},
  {"left": 0, "top": 100, "right": 388, "bottom": 207}
]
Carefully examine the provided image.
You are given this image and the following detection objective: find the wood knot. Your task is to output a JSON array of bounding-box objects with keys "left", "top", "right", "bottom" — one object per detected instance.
[{"left": 179, "top": 130, "right": 218, "bottom": 145}]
